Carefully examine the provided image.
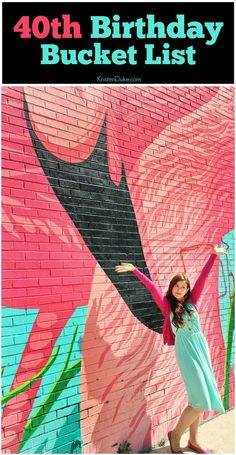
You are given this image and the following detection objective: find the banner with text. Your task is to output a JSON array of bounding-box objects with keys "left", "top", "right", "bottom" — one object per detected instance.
[{"left": 2, "top": 1, "right": 234, "bottom": 84}]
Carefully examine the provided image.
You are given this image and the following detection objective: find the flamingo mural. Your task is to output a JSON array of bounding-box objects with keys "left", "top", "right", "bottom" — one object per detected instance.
[{"left": 2, "top": 85, "right": 234, "bottom": 453}]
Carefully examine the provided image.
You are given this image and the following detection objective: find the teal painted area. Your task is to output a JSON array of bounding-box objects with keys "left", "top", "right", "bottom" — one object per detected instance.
[
  {"left": 19, "top": 306, "right": 88, "bottom": 454},
  {"left": 219, "top": 231, "right": 235, "bottom": 369},
  {"left": 1, "top": 307, "right": 39, "bottom": 397}
]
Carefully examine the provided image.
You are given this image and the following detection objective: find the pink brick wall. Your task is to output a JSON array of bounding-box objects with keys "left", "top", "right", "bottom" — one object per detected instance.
[{"left": 2, "top": 86, "right": 234, "bottom": 454}]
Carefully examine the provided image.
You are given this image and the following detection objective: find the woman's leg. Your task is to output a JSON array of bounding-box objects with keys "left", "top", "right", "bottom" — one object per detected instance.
[
  {"left": 170, "top": 405, "right": 203, "bottom": 451},
  {"left": 189, "top": 414, "right": 211, "bottom": 450},
  {"left": 189, "top": 415, "right": 201, "bottom": 444}
]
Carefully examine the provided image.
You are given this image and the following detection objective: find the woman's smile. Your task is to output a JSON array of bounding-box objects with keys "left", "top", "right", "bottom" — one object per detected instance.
[{"left": 172, "top": 281, "right": 188, "bottom": 300}]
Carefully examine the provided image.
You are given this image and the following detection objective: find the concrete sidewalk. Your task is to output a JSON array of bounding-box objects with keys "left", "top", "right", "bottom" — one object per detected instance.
[{"left": 151, "top": 409, "right": 234, "bottom": 454}]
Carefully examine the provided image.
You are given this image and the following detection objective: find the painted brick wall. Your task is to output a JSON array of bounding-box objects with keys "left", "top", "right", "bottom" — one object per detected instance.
[{"left": 2, "top": 86, "right": 235, "bottom": 454}]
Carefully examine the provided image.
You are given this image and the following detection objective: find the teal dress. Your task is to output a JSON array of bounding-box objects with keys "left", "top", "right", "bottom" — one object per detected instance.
[{"left": 170, "top": 303, "right": 225, "bottom": 413}]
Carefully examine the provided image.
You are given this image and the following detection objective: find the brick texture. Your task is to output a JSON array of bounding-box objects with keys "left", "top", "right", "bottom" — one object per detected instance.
[{"left": 1, "top": 86, "right": 234, "bottom": 454}]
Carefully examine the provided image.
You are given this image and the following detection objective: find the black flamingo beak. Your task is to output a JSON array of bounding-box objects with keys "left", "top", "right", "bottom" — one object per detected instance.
[{"left": 24, "top": 94, "right": 164, "bottom": 333}]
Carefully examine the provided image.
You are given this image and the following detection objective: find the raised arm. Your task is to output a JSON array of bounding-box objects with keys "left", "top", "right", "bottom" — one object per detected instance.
[
  {"left": 115, "top": 263, "right": 167, "bottom": 316},
  {"left": 191, "top": 245, "right": 228, "bottom": 306}
]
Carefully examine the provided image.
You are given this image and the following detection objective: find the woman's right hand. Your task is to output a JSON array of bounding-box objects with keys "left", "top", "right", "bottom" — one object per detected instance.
[
  {"left": 213, "top": 245, "right": 228, "bottom": 256},
  {"left": 115, "top": 263, "right": 135, "bottom": 273}
]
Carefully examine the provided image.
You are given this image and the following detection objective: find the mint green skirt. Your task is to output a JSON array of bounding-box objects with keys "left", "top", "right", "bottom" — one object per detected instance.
[{"left": 171, "top": 304, "right": 225, "bottom": 413}]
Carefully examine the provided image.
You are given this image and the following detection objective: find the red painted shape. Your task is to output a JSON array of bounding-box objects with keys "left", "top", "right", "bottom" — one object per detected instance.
[{"left": 24, "top": 86, "right": 217, "bottom": 185}]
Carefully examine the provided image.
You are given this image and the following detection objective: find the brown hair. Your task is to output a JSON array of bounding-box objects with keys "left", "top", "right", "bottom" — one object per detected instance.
[{"left": 165, "top": 273, "right": 191, "bottom": 329}]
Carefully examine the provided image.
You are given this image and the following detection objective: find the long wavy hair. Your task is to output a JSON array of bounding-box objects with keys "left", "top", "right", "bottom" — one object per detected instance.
[{"left": 165, "top": 273, "right": 192, "bottom": 328}]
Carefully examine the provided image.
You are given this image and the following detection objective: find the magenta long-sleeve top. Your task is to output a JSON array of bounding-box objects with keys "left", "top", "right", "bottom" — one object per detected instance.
[{"left": 132, "top": 254, "right": 217, "bottom": 345}]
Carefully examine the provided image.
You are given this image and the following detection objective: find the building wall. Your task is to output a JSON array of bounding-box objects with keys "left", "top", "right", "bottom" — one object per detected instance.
[{"left": 2, "top": 86, "right": 234, "bottom": 454}]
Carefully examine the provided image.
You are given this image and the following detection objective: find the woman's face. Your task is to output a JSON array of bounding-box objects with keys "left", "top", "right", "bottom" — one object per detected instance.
[{"left": 172, "top": 280, "right": 189, "bottom": 301}]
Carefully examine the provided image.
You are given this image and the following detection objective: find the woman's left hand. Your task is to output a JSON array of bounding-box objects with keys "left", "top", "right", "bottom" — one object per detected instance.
[{"left": 213, "top": 245, "right": 228, "bottom": 255}]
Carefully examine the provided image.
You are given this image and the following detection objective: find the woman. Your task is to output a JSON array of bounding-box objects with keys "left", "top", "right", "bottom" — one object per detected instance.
[{"left": 115, "top": 245, "right": 227, "bottom": 454}]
